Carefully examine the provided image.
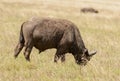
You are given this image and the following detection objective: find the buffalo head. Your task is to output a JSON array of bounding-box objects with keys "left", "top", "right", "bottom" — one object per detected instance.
[{"left": 74, "top": 49, "right": 97, "bottom": 66}]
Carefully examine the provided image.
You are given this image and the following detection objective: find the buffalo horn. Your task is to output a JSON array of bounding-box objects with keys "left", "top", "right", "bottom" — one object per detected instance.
[{"left": 89, "top": 51, "right": 97, "bottom": 56}]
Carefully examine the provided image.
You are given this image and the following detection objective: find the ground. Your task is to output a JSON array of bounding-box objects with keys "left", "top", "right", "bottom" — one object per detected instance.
[{"left": 0, "top": 0, "right": 120, "bottom": 81}]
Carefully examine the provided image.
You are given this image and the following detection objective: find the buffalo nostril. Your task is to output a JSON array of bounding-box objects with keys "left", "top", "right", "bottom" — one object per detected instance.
[{"left": 81, "top": 58, "right": 84, "bottom": 60}]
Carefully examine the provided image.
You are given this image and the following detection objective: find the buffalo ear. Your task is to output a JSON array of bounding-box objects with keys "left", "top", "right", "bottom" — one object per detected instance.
[
  {"left": 89, "top": 51, "right": 97, "bottom": 56},
  {"left": 83, "top": 48, "right": 89, "bottom": 55}
]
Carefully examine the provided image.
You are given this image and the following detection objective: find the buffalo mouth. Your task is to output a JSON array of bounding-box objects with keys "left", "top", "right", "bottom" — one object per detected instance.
[{"left": 76, "top": 60, "right": 88, "bottom": 66}]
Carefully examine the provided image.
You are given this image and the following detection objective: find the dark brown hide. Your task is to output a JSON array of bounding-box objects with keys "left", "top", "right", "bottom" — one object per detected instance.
[{"left": 14, "top": 17, "right": 96, "bottom": 65}]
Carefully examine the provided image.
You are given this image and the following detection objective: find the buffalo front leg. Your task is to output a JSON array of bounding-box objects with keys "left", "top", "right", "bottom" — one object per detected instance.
[
  {"left": 54, "top": 49, "right": 66, "bottom": 63},
  {"left": 54, "top": 49, "right": 62, "bottom": 63},
  {"left": 54, "top": 54, "right": 61, "bottom": 63},
  {"left": 14, "top": 43, "right": 24, "bottom": 58},
  {"left": 60, "top": 54, "right": 65, "bottom": 62}
]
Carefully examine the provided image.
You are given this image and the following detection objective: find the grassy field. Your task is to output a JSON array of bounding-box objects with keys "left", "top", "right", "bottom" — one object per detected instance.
[{"left": 0, "top": 0, "right": 120, "bottom": 81}]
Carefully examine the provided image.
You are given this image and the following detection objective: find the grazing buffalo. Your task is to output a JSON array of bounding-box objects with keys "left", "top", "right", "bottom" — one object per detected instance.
[
  {"left": 14, "top": 17, "right": 97, "bottom": 65},
  {"left": 81, "top": 7, "right": 99, "bottom": 13}
]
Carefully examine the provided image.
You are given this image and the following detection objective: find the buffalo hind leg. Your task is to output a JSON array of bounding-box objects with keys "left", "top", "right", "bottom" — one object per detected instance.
[
  {"left": 24, "top": 40, "right": 33, "bottom": 61},
  {"left": 24, "top": 45, "right": 33, "bottom": 61},
  {"left": 14, "top": 43, "right": 24, "bottom": 58}
]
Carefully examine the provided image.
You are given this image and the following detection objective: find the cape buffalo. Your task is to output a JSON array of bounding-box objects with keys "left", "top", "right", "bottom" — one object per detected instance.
[
  {"left": 14, "top": 17, "right": 97, "bottom": 65},
  {"left": 81, "top": 8, "right": 99, "bottom": 13}
]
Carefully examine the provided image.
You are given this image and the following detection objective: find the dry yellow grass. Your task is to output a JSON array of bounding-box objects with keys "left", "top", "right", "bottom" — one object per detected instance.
[{"left": 0, "top": 0, "right": 120, "bottom": 81}]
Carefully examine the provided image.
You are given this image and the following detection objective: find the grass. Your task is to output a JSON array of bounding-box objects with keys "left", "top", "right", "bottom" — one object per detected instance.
[{"left": 0, "top": 0, "right": 120, "bottom": 81}]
